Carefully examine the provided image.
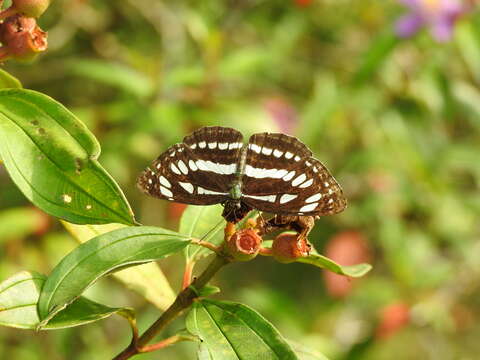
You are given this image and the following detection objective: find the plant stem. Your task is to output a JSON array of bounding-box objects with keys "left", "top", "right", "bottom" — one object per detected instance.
[
  {"left": 112, "top": 255, "right": 230, "bottom": 360},
  {"left": 140, "top": 334, "right": 190, "bottom": 353},
  {"left": 182, "top": 259, "right": 195, "bottom": 290}
]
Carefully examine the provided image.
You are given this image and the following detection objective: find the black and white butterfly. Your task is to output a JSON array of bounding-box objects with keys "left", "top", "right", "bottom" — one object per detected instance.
[{"left": 137, "top": 126, "right": 346, "bottom": 223}]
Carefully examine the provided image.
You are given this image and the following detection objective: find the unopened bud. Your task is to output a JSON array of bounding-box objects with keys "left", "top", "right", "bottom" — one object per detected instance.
[
  {"left": 271, "top": 233, "right": 310, "bottom": 263},
  {"left": 12, "top": 0, "right": 50, "bottom": 18},
  {"left": 225, "top": 229, "right": 262, "bottom": 261},
  {"left": 0, "top": 15, "right": 47, "bottom": 61}
]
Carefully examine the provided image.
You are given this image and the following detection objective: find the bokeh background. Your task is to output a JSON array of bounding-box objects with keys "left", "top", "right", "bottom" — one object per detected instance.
[{"left": 1, "top": 0, "right": 480, "bottom": 359}]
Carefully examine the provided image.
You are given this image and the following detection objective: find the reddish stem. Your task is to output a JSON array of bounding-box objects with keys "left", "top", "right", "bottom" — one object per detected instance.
[
  {"left": 182, "top": 260, "right": 195, "bottom": 290},
  {"left": 140, "top": 335, "right": 184, "bottom": 353}
]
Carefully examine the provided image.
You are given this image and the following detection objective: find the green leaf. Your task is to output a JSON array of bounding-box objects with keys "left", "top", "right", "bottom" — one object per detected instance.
[
  {"left": 353, "top": 30, "right": 398, "bottom": 85},
  {"left": 456, "top": 21, "right": 480, "bottom": 83},
  {"left": 61, "top": 221, "right": 176, "bottom": 310},
  {"left": 0, "top": 271, "right": 127, "bottom": 330},
  {"left": 289, "top": 340, "right": 330, "bottom": 360},
  {"left": 38, "top": 226, "right": 190, "bottom": 324},
  {"left": 68, "top": 59, "right": 154, "bottom": 98},
  {"left": 0, "top": 69, "right": 22, "bottom": 89},
  {"left": 180, "top": 205, "right": 225, "bottom": 261},
  {"left": 186, "top": 299, "right": 298, "bottom": 360},
  {"left": 0, "top": 89, "right": 136, "bottom": 225},
  {"left": 296, "top": 252, "right": 372, "bottom": 277}
]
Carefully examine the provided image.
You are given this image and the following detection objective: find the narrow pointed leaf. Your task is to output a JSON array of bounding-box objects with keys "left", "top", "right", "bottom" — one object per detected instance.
[
  {"left": 0, "top": 89, "right": 136, "bottom": 225},
  {"left": 0, "top": 271, "right": 128, "bottom": 330},
  {"left": 38, "top": 226, "right": 190, "bottom": 324},
  {"left": 62, "top": 221, "right": 176, "bottom": 310},
  {"left": 186, "top": 299, "right": 298, "bottom": 360},
  {"left": 297, "top": 252, "right": 372, "bottom": 277},
  {"left": 0, "top": 69, "right": 22, "bottom": 89},
  {"left": 180, "top": 205, "right": 225, "bottom": 261}
]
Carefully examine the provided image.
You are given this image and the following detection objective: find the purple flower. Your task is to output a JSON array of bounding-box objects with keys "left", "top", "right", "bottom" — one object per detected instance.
[{"left": 395, "top": 0, "right": 471, "bottom": 42}]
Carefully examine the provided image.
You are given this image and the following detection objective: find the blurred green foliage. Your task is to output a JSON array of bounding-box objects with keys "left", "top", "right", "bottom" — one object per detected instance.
[{"left": 1, "top": 0, "right": 480, "bottom": 359}]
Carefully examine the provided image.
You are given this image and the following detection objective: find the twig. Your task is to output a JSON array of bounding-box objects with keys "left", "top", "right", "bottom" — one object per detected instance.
[
  {"left": 191, "top": 238, "right": 221, "bottom": 253},
  {"left": 182, "top": 259, "right": 195, "bottom": 290},
  {"left": 139, "top": 334, "right": 194, "bottom": 353},
  {"left": 112, "top": 254, "right": 230, "bottom": 360}
]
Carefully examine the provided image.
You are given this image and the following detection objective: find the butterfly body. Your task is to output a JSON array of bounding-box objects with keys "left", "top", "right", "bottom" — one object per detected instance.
[{"left": 138, "top": 126, "right": 346, "bottom": 223}]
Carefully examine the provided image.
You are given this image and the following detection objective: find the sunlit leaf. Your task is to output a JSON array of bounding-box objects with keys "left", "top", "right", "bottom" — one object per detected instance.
[
  {"left": 180, "top": 205, "right": 225, "bottom": 261},
  {"left": 186, "top": 299, "right": 298, "bottom": 360},
  {"left": 0, "top": 271, "right": 128, "bottom": 330},
  {"left": 38, "top": 226, "right": 190, "bottom": 325},
  {"left": 0, "top": 69, "right": 22, "bottom": 89},
  {"left": 297, "top": 252, "right": 372, "bottom": 277},
  {"left": 0, "top": 89, "right": 136, "bottom": 225},
  {"left": 62, "top": 221, "right": 176, "bottom": 310}
]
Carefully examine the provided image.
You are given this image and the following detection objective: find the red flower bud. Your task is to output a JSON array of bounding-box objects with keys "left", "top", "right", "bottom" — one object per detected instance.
[
  {"left": 271, "top": 233, "right": 310, "bottom": 263},
  {"left": 0, "top": 15, "right": 47, "bottom": 61},
  {"left": 225, "top": 229, "right": 262, "bottom": 261},
  {"left": 12, "top": 0, "right": 50, "bottom": 18},
  {"left": 375, "top": 302, "right": 410, "bottom": 339}
]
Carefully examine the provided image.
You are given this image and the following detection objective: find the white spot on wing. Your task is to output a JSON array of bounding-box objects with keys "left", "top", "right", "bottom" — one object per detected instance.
[
  {"left": 170, "top": 163, "right": 181, "bottom": 175},
  {"left": 294, "top": 156, "right": 301, "bottom": 162},
  {"left": 188, "top": 160, "right": 198, "bottom": 171},
  {"left": 305, "top": 161, "right": 311, "bottom": 166},
  {"left": 228, "top": 143, "right": 237, "bottom": 150},
  {"left": 292, "top": 174, "right": 307, "bottom": 187},
  {"left": 250, "top": 144, "right": 261, "bottom": 154},
  {"left": 190, "top": 143, "right": 197, "bottom": 149},
  {"left": 299, "top": 178, "right": 313, "bottom": 188},
  {"left": 324, "top": 181, "right": 330, "bottom": 187},
  {"left": 285, "top": 152, "right": 294, "bottom": 159},
  {"left": 178, "top": 160, "right": 188, "bottom": 175},
  {"left": 273, "top": 149, "right": 283, "bottom": 158},
  {"left": 244, "top": 194, "right": 276, "bottom": 203},
  {"left": 198, "top": 187, "right": 228, "bottom": 196},
  {"left": 179, "top": 182, "right": 194, "bottom": 194},
  {"left": 280, "top": 194, "right": 297, "bottom": 204},
  {"left": 160, "top": 186, "right": 173, "bottom": 197},
  {"left": 196, "top": 160, "right": 236, "bottom": 175},
  {"left": 159, "top": 176, "right": 171, "bottom": 188},
  {"left": 262, "top": 147, "right": 273, "bottom": 155},
  {"left": 156, "top": 163, "right": 161, "bottom": 169},
  {"left": 306, "top": 193, "right": 322, "bottom": 203},
  {"left": 199, "top": 141, "right": 206, "bottom": 149},
  {"left": 208, "top": 142, "right": 217, "bottom": 149},
  {"left": 245, "top": 166, "right": 288, "bottom": 179},
  {"left": 313, "top": 167, "right": 318, "bottom": 173},
  {"left": 299, "top": 203, "right": 318, "bottom": 212},
  {"left": 219, "top": 142, "right": 228, "bottom": 150},
  {"left": 283, "top": 170, "right": 295, "bottom": 181}
]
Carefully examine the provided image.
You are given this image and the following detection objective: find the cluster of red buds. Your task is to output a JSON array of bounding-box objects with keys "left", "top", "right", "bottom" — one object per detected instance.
[
  {"left": 223, "top": 216, "right": 312, "bottom": 263},
  {"left": 0, "top": 0, "right": 49, "bottom": 62}
]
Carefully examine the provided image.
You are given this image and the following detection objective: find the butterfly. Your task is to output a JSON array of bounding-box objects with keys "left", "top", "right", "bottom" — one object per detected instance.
[{"left": 137, "top": 126, "right": 346, "bottom": 223}]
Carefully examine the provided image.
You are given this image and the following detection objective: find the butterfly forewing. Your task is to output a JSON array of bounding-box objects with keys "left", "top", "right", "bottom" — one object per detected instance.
[
  {"left": 241, "top": 133, "right": 346, "bottom": 216},
  {"left": 137, "top": 126, "right": 244, "bottom": 205}
]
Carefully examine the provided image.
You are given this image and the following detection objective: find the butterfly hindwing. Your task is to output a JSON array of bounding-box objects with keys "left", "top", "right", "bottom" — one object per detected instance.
[{"left": 241, "top": 133, "right": 346, "bottom": 216}]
